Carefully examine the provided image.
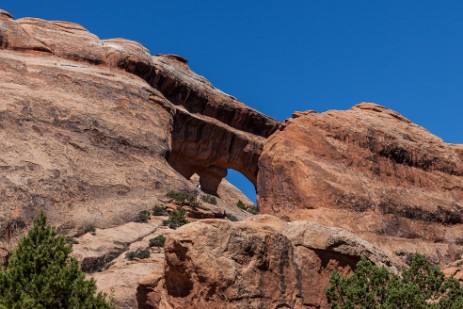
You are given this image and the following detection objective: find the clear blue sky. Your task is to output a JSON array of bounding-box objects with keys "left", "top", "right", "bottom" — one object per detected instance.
[{"left": 3, "top": 1, "right": 463, "bottom": 202}]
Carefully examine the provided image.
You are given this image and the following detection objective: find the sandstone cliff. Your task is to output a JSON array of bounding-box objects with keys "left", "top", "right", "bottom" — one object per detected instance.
[
  {"left": 258, "top": 103, "right": 463, "bottom": 266},
  {"left": 0, "top": 10, "right": 274, "bottom": 241},
  {"left": 1, "top": 8, "right": 463, "bottom": 309}
]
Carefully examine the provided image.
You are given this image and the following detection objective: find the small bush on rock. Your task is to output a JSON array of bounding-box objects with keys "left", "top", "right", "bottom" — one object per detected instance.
[
  {"left": 134, "top": 210, "right": 150, "bottom": 223},
  {"left": 149, "top": 235, "right": 166, "bottom": 247},
  {"left": 66, "top": 236, "right": 79, "bottom": 245},
  {"left": 226, "top": 213, "right": 239, "bottom": 222},
  {"left": 163, "top": 209, "right": 189, "bottom": 229},
  {"left": 246, "top": 205, "right": 258, "bottom": 215},
  {"left": 152, "top": 204, "right": 168, "bottom": 216},
  {"left": 84, "top": 225, "right": 96, "bottom": 235},
  {"left": 189, "top": 198, "right": 200, "bottom": 209},
  {"left": 236, "top": 200, "right": 258, "bottom": 215},
  {"left": 237, "top": 200, "right": 246, "bottom": 210},
  {"left": 201, "top": 194, "right": 217, "bottom": 205},
  {"left": 126, "top": 249, "right": 150, "bottom": 261},
  {"left": 167, "top": 191, "right": 201, "bottom": 208}
]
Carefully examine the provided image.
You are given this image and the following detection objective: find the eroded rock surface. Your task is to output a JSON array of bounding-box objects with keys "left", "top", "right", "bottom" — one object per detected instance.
[
  {"left": 258, "top": 103, "right": 463, "bottom": 265},
  {"left": 0, "top": 11, "right": 269, "bottom": 240},
  {"left": 443, "top": 259, "right": 463, "bottom": 283},
  {"left": 154, "top": 54, "right": 279, "bottom": 193},
  {"left": 1, "top": 12, "right": 280, "bottom": 196},
  {"left": 3, "top": 9, "right": 463, "bottom": 309},
  {"left": 138, "top": 215, "right": 393, "bottom": 309}
]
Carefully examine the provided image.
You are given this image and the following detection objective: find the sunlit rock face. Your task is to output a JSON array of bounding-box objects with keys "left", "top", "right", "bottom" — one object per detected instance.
[
  {"left": 136, "top": 215, "right": 393, "bottom": 309},
  {"left": 258, "top": 103, "right": 463, "bottom": 265},
  {"left": 2, "top": 8, "right": 463, "bottom": 309},
  {"left": 0, "top": 11, "right": 277, "bottom": 237}
]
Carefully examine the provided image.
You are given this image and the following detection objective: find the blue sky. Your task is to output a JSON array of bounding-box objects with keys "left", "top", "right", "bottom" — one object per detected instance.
[{"left": 3, "top": 1, "right": 463, "bottom": 202}]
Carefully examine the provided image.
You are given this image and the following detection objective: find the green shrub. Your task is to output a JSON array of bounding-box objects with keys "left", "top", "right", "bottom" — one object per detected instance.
[
  {"left": 201, "top": 194, "right": 217, "bottom": 205},
  {"left": 167, "top": 191, "right": 195, "bottom": 204},
  {"left": 84, "top": 225, "right": 96, "bottom": 235},
  {"left": 134, "top": 210, "right": 149, "bottom": 223},
  {"left": 126, "top": 249, "right": 150, "bottom": 261},
  {"left": 237, "top": 200, "right": 246, "bottom": 210},
  {"left": 166, "top": 191, "right": 188, "bottom": 201},
  {"left": 236, "top": 200, "right": 258, "bottom": 215},
  {"left": 167, "top": 191, "right": 201, "bottom": 208},
  {"left": 100, "top": 261, "right": 115, "bottom": 272},
  {"left": 0, "top": 212, "right": 113, "bottom": 308},
  {"left": 326, "top": 253, "right": 463, "bottom": 308},
  {"left": 149, "top": 235, "right": 166, "bottom": 247},
  {"left": 246, "top": 205, "right": 258, "bottom": 215},
  {"left": 152, "top": 204, "right": 168, "bottom": 216},
  {"left": 66, "top": 237, "right": 79, "bottom": 245},
  {"left": 189, "top": 198, "right": 200, "bottom": 209},
  {"left": 163, "top": 209, "right": 189, "bottom": 229}
]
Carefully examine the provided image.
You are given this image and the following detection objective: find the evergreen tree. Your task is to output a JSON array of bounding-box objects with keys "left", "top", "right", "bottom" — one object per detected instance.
[
  {"left": 0, "top": 212, "right": 113, "bottom": 309},
  {"left": 326, "top": 254, "right": 463, "bottom": 309}
]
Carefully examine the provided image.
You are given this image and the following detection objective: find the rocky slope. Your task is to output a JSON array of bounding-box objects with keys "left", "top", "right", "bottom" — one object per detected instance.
[
  {"left": 1, "top": 9, "right": 463, "bottom": 309},
  {"left": 0, "top": 10, "right": 272, "bottom": 241},
  {"left": 258, "top": 103, "right": 463, "bottom": 266}
]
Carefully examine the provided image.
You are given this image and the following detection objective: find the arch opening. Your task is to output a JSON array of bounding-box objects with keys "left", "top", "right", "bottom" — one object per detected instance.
[{"left": 225, "top": 169, "right": 256, "bottom": 204}]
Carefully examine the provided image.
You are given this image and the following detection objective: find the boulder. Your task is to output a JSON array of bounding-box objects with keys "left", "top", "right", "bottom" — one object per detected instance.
[{"left": 137, "top": 215, "right": 394, "bottom": 308}]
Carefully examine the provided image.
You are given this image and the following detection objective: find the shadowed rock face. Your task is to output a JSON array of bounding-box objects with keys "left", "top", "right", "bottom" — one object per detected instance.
[
  {"left": 151, "top": 55, "right": 279, "bottom": 193},
  {"left": 0, "top": 11, "right": 275, "bottom": 237},
  {"left": 258, "top": 103, "right": 463, "bottom": 265}
]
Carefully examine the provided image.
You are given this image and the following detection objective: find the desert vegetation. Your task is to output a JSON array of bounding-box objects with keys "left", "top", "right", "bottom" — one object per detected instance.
[
  {"left": 237, "top": 200, "right": 258, "bottom": 215},
  {"left": 0, "top": 213, "right": 113, "bottom": 308},
  {"left": 326, "top": 254, "right": 463, "bottom": 308},
  {"left": 149, "top": 235, "right": 166, "bottom": 248},
  {"left": 133, "top": 210, "right": 150, "bottom": 223},
  {"left": 152, "top": 204, "right": 168, "bottom": 216},
  {"left": 162, "top": 209, "right": 189, "bottom": 229},
  {"left": 126, "top": 249, "right": 150, "bottom": 261},
  {"left": 200, "top": 194, "right": 217, "bottom": 205},
  {"left": 167, "top": 191, "right": 200, "bottom": 208},
  {"left": 84, "top": 225, "right": 96, "bottom": 236}
]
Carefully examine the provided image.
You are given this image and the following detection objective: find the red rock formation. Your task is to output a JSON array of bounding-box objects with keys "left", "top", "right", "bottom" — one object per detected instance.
[
  {"left": 3, "top": 9, "right": 463, "bottom": 308},
  {"left": 258, "top": 103, "right": 463, "bottom": 265},
  {"left": 153, "top": 55, "right": 279, "bottom": 193},
  {"left": 443, "top": 259, "right": 463, "bottom": 283},
  {"left": 137, "top": 215, "right": 393, "bottom": 309},
  {"left": 0, "top": 11, "right": 276, "bottom": 239},
  {"left": 12, "top": 14, "right": 279, "bottom": 194}
]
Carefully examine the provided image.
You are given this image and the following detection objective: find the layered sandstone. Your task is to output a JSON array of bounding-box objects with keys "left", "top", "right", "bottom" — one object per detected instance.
[
  {"left": 72, "top": 216, "right": 173, "bottom": 308},
  {"left": 0, "top": 11, "right": 272, "bottom": 240},
  {"left": 2, "top": 8, "right": 463, "bottom": 309},
  {"left": 154, "top": 55, "right": 279, "bottom": 193},
  {"left": 137, "top": 215, "right": 393, "bottom": 309},
  {"left": 258, "top": 103, "right": 463, "bottom": 265},
  {"left": 4, "top": 12, "right": 280, "bottom": 194}
]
